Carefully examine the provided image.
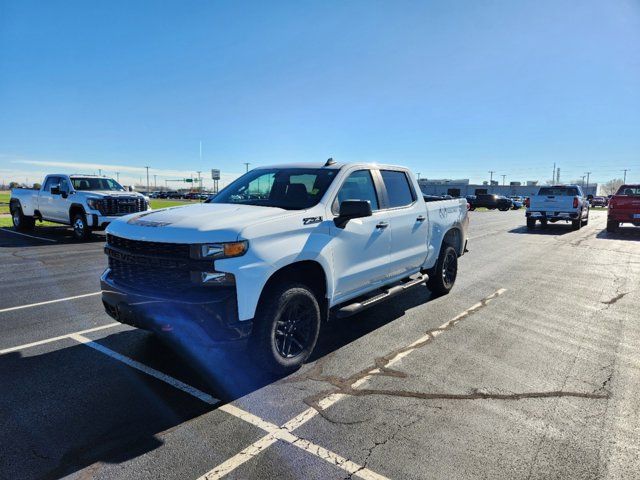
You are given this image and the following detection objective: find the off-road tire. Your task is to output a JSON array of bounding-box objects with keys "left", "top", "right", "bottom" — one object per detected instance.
[
  {"left": 426, "top": 245, "right": 458, "bottom": 296},
  {"left": 251, "top": 282, "right": 321, "bottom": 375}
]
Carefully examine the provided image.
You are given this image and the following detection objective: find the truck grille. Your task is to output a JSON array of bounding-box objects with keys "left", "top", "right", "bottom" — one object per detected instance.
[
  {"left": 106, "top": 234, "right": 191, "bottom": 258},
  {"left": 97, "top": 197, "right": 147, "bottom": 216},
  {"left": 106, "top": 235, "right": 196, "bottom": 293},
  {"left": 108, "top": 256, "right": 193, "bottom": 293}
]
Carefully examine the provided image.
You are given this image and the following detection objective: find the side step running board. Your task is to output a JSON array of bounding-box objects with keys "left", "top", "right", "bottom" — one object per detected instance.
[{"left": 336, "top": 273, "right": 429, "bottom": 319}]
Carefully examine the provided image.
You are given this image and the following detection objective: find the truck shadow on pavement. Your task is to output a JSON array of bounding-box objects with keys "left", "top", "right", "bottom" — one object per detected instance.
[
  {"left": 508, "top": 225, "right": 573, "bottom": 236},
  {"left": 0, "top": 288, "right": 436, "bottom": 479},
  {"left": 596, "top": 228, "right": 640, "bottom": 241},
  {"left": 0, "top": 226, "right": 106, "bottom": 247}
]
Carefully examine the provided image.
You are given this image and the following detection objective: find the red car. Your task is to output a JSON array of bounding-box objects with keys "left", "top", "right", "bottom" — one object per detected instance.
[{"left": 607, "top": 184, "right": 640, "bottom": 232}]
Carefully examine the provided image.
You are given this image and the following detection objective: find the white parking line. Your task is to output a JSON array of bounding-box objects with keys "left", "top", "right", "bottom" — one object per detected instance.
[
  {"left": 0, "top": 227, "right": 58, "bottom": 242},
  {"left": 0, "top": 292, "right": 101, "bottom": 314},
  {"left": 69, "top": 333, "right": 220, "bottom": 405},
  {"left": 58, "top": 333, "right": 387, "bottom": 479},
  {"left": 0, "top": 322, "right": 121, "bottom": 355},
  {"left": 202, "top": 288, "right": 508, "bottom": 479}
]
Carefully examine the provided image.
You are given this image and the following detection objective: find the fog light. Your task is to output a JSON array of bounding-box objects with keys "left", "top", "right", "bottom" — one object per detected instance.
[
  {"left": 202, "top": 272, "right": 225, "bottom": 283},
  {"left": 191, "top": 271, "right": 236, "bottom": 286}
]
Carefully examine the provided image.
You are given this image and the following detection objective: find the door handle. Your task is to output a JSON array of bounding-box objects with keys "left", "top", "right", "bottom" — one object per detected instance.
[
  {"left": 375, "top": 221, "right": 389, "bottom": 229},
  {"left": 416, "top": 215, "right": 426, "bottom": 222}
]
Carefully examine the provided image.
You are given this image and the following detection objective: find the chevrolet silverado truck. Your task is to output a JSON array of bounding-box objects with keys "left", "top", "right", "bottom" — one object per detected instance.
[
  {"left": 526, "top": 184, "right": 589, "bottom": 230},
  {"left": 607, "top": 184, "right": 640, "bottom": 232},
  {"left": 101, "top": 161, "right": 469, "bottom": 373},
  {"left": 10, "top": 174, "right": 150, "bottom": 240}
]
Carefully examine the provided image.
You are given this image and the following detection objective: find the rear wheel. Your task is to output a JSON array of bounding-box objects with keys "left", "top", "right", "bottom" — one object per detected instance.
[
  {"left": 526, "top": 218, "right": 536, "bottom": 229},
  {"left": 427, "top": 246, "right": 458, "bottom": 296},
  {"left": 607, "top": 220, "right": 619, "bottom": 233},
  {"left": 72, "top": 212, "right": 92, "bottom": 241},
  {"left": 571, "top": 218, "right": 582, "bottom": 230},
  {"left": 251, "top": 282, "right": 321, "bottom": 374},
  {"left": 11, "top": 205, "right": 35, "bottom": 231}
]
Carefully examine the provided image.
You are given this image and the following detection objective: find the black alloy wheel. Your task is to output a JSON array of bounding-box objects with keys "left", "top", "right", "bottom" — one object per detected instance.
[{"left": 274, "top": 297, "right": 316, "bottom": 359}]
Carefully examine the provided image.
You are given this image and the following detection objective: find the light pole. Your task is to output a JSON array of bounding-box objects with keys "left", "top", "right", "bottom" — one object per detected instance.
[
  {"left": 153, "top": 174, "right": 157, "bottom": 189},
  {"left": 243, "top": 162, "right": 251, "bottom": 173},
  {"left": 115, "top": 172, "right": 120, "bottom": 182},
  {"left": 623, "top": 169, "right": 629, "bottom": 183},
  {"left": 501, "top": 174, "right": 506, "bottom": 186},
  {"left": 416, "top": 172, "right": 421, "bottom": 181},
  {"left": 488, "top": 171, "right": 495, "bottom": 192},
  {"left": 197, "top": 171, "right": 202, "bottom": 192},
  {"left": 585, "top": 172, "right": 591, "bottom": 194},
  {"left": 145, "top": 166, "right": 150, "bottom": 193}
]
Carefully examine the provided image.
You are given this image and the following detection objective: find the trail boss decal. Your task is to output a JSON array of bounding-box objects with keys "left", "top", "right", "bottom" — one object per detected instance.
[{"left": 303, "top": 216, "right": 323, "bottom": 225}]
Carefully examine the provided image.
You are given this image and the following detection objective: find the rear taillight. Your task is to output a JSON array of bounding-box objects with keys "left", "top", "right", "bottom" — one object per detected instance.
[
  {"left": 573, "top": 197, "right": 579, "bottom": 208},
  {"left": 524, "top": 197, "right": 530, "bottom": 208},
  {"left": 466, "top": 202, "right": 471, "bottom": 211}
]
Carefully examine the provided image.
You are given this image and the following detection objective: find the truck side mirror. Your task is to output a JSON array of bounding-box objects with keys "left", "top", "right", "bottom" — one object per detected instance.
[
  {"left": 334, "top": 200, "right": 372, "bottom": 228},
  {"left": 51, "top": 186, "right": 61, "bottom": 195}
]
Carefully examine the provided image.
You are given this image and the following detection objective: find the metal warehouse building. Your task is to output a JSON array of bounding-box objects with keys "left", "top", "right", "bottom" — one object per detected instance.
[{"left": 417, "top": 179, "right": 598, "bottom": 198}]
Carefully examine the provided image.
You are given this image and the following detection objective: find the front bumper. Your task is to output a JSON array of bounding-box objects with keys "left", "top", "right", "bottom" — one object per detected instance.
[
  {"left": 87, "top": 213, "right": 125, "bottom": 228},
  {"left": 100, "top": 269, "right": 252, "bottom": 345}
]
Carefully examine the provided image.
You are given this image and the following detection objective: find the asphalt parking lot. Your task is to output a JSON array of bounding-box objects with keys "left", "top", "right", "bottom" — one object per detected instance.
[{"left": 1, "top": 209, "right": 639, "bottom": 480}]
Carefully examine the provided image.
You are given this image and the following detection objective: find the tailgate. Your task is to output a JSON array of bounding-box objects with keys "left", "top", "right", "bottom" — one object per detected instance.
[{"left": 529, "top": 195, "right": 574, "bottom": 212}]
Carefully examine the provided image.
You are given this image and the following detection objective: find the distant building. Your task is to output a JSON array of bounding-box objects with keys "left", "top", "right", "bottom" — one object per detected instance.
[{"left": 417, "top": 178, "right": 597, "bottom": 197}]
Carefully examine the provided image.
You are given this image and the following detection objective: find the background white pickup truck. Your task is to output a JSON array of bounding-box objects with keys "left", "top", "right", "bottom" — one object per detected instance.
[
  {"left": 526, "top": 184, "right": 590, "bottom": 230},
  {"left": 10, "top": 174, "right": 150, "bottom": 240},
  {"left": 101, "top": 161, "right": 469, "bottom": 372}
]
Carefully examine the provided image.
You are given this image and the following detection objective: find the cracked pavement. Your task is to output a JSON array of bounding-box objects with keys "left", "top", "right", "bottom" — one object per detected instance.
[{"left": 1, "top": 209, "right": 639, "bottom": 479}]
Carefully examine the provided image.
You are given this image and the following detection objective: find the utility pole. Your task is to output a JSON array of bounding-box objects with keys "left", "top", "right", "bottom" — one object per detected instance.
[
  {"left": 552, "top": 163, "right": 556, "bottom": 184},
  {"left": 153, "top": 174, "right": 157, "bottom": 189},
  {"left": 585, "top": 172, "right": 591, "bottom": 194},
  {"left": 488, "top": 171, "right": 495, "bottom": 191},
  {"left": 623, "top": 169, "right": 629, "bottom": 183},
  {"left": 243, "top": 162, "right": 251, "bottom": 173},
  {"left": 581, "top": 175, "right": 586, "bottom": 187},
  {"left": 501, "top": 174, "right": 506, "bottom": 186},
  {"left": 115, "top": 172, "right": 120, "bottom": 182},
  {"left": 416, "top": 172, "right": 421, "bottom": 181},
  {"left": 197, "top": 171, "right": 202, "bottom": 192},
  {"left": 145, "top": 166, "right": 150, "bottom": 193}
]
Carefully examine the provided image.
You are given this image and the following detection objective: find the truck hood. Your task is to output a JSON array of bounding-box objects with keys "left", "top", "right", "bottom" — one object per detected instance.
[{"left": 106, "top": 203, "right": 288, "bottom": 243}]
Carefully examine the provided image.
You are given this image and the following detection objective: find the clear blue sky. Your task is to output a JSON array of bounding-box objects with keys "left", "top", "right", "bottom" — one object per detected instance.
[{"left": 1, "top": 0, "right": 639, "bottom": 187}]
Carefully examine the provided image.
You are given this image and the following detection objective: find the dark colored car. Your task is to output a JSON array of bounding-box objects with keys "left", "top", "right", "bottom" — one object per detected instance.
[{"left": 468, "top": 194, "right": 512, "bottom": 211}]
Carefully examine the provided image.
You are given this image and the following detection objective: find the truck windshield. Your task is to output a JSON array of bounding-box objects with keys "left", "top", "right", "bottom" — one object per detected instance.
[
  {"left": 208, "top": 168, "right": 339, "bottom": 210},
  {"left": 538, "top": 186, "right": 580, "bottom": 196},
  {"left": 71, "top": 177, "right": 125, "bottom": 191}
]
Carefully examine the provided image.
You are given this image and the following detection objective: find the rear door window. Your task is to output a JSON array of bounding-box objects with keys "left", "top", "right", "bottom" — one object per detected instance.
[{"left": 380, "top": 170, "right": 415, "bottom": 208}]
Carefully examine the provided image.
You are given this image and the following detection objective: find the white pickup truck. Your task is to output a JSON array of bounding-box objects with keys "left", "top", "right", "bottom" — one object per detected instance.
[
  {"left": 526, "top": 184, "right": 590, "bottom": 230},
  {"left": 101, "top": 161, "right": 469, "bottom": 372},
  {"left": 10, "top": 174, "right": 150, "bottom": 240}
]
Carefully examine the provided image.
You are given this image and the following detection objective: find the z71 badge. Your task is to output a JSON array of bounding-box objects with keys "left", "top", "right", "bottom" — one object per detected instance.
[{"left": 303, "top": 216, "right": 323, "bottom": 225}]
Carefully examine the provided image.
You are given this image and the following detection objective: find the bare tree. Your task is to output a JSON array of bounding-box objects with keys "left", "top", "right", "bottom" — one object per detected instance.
[{"left": 601, "top": 178, "right": 624, "bottom": 196}]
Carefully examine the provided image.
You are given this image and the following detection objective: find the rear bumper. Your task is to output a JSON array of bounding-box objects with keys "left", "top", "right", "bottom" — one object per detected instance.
[
  {"left": 100, "top": 269, "right": 252, "bottom": 345},
  {"left": 608, "top": 212, "right": 640, "bottom": 224},
  {"left": 526, "top": 211, "right": 579, "bottom": 221}
]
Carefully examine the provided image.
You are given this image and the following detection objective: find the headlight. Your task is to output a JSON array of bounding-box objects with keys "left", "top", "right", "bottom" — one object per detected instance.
[
  {"left": 86, "top": 198, "right": 101, "bottom": 210},
  {"left": 191, "top": 240, "right": 249, "bottom": 259}
]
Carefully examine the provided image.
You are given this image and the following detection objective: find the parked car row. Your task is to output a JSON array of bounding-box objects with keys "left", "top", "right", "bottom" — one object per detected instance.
[
  {"left": 465, "top": 194, "right": 515, "bottom": 211},
  {"left": 148, "top": 190, "right": 211, "bottom": 200}
]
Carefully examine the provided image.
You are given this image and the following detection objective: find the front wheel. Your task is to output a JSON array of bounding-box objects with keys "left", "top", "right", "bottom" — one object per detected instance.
[
  {"left": 72, "top": 212, "right": 92, "bottom": 241},
  {"left": 11, "top": 206, "right": 35, "bottom": 231},
  {"left": 251, "top": 282, "right": 321, "bottom": 374},
  {"left": 427, "top": 245, "right": 458, "bottom": 296}
]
